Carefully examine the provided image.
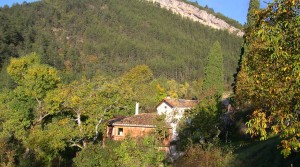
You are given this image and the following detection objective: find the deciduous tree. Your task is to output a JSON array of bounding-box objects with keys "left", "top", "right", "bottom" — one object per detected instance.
[
  {"left": 0, "top": 53, "right": 62, "bottom": 165},
  {"left": 177, "top": 93, "right": 222, "bottom": 151},
  {"left": 237, "top": 0, "right": 300, "bottom": 157}
]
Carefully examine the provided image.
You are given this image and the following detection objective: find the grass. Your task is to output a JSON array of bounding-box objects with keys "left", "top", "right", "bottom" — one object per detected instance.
[{"left": 234, "top": 137, "right": 300, "bottom": 167}]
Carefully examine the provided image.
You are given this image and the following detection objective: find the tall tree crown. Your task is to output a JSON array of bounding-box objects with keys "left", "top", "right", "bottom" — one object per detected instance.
[
  {"left": 237, "top": 0, "right": 300, "bottom": 157},
  {"left": 202, "top": 41, "right": 224, "bottom": 98},
  {"left": 247, "top": 0, "right": 260, "bottom": 27}
]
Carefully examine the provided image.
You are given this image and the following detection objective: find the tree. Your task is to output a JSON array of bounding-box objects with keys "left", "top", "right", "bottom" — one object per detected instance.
[
  {"left": 236, "top": 0, "right": 300, "bottom": 157},
  {"left": 0, "top": 53, "right": 63, "bottom": 165},
  {"left": 234, "top": 0, "right": 260, "bottom": 107},
  {"left": 120, "top": 65, "right": 155, "bottom": 111},
  {"left": 46, "top": 76, "right": 135, "bottom": 149},
  {"left": 73, "top": 141, "right": 118, "bottom": 167},
  {"left": 1, "top": 54, "right": 138, "bottom": 165},
  {"left": 114, "top": 136, "right": 164, "bottom": 167},
  {"left": 202, "top": 41, "right": 224, "bottom": 98},
  {"left": 0, "top": 0, "right": 243, "bottom": 87},
  {"left": 73, "top": 136, "right": 165, "bottom": 167},
  {"left": 6, "top": 53, "right": 60, "bottom": 124},
  {"left": 247, "top": 0, "right": 260, "bottom": 27},
  {"left": 177, "top": 94, "right": 222, "bottom": 151}
]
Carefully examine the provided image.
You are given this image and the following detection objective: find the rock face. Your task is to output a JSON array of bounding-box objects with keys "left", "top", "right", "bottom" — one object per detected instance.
[{"left": 146, "top": 0, "right": 244, "bottom": 36}]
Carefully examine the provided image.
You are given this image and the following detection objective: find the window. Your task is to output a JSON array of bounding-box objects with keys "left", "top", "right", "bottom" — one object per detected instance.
[{"left": 118, "top": 128, "right": 123, "bottom": 136}]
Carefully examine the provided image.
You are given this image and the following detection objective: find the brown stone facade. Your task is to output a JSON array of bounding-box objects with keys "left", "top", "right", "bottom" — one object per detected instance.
[
  {"left": 106, "top": 113, "right": 173, "bottom": 150},
  {"left": 107, "top": 125, "right": 172, "bottom": 147}
]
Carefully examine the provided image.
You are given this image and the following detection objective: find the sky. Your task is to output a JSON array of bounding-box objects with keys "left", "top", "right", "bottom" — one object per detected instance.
[
  {"left": 196, "top": 0, "right": 273, "bottom": 24},
  {"left": 0, "top": 0, "right": 39, "bottom": 7},
  {"left": 0, "top": 0, "right": 273, "bottom": 24}
]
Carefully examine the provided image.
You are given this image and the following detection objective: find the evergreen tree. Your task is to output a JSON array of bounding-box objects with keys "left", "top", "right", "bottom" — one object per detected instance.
[
  {"left": 0, "top": 0, "right": 242, "bottom": 88},
  {"left": 202, "top": 41, "right": 224, "bottom": 97},
  {"left": 247, "top": 0, "right": 260, "bottom": 27},
  {"left": 233, "top": 0, "right": 260, "bottom": 107}
]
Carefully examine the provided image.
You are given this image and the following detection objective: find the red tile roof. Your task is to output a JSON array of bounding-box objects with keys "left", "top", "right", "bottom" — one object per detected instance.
[
  {"left": 162, "top": 98, "right": 198, "bottom": 108},
  {"left": 110, "top": 113, "right": 171, "bottom": 128}
]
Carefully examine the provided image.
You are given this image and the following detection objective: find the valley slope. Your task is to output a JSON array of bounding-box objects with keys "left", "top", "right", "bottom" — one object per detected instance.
[{"left": 0, "top": 0, "right": 243, "bottom": 87}]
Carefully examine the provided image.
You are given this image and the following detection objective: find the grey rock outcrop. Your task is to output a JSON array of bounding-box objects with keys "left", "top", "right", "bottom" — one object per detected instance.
[{"left": 145, "top": 0, "right": 244, "bottom": 36}]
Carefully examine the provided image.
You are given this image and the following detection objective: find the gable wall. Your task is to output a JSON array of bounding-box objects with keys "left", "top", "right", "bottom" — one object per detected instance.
[{"left": 108, "top": 125, "right": 172, "bottom": 146}]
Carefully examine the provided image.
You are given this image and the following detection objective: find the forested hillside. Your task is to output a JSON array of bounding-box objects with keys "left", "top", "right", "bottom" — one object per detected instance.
[
  {"left": 0, "top": 0, "right": 242, "bottom": 89},
  {"left": 0, "top": 0, "right": 299, "bottom": 166}
]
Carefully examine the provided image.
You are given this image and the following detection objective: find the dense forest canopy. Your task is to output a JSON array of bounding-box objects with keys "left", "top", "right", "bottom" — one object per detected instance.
[{"left": 0, "top": 0, "right": 242, "bottom": 89}]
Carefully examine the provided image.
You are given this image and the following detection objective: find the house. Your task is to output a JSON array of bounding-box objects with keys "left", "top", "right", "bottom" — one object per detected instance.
[
  {"left": 156, "top": 97, "right": 198, "bottom": 140},
  {"left": 156, "top": 97, "right": 199, "bottom": 120},
  {"left": 106, "top": 98, "right": 198, "bottom": 149},
  {"left": 106, "top": 103, "right": 173, "bottom": 150}
]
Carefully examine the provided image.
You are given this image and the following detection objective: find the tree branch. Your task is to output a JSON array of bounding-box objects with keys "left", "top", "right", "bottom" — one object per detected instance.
[
  {"left": 93, "top": 105, "right": 113, "bottom": 141},
  {"left": 69, "top": 140, "right": 83, "bottom": 149}
]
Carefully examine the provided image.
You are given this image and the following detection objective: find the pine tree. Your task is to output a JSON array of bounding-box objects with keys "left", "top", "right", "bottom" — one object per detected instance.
[
  {"left": 247, "top": 0, "right": 260, "bottom": 27},
  {"left": 202, "top": 41, "right": 224, "bottom": 98},
  {"left": 234, "top": 0, "right": 260, "bottom": 107}
]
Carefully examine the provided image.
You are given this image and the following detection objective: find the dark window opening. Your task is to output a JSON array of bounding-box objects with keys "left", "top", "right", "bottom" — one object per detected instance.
[{"left": 118, "top": 128, "right": 123, "bottom": 136}]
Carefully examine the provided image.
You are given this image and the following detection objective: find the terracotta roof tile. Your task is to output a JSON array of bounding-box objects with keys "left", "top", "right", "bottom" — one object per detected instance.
[
  {"left": 111, "top": 113, "right": 171, "bottom": 128},
  {"left": 163, "top": 98, "right": 198, "bottom": 108}
]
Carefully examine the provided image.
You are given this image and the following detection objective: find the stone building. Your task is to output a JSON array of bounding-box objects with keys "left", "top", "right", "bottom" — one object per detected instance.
[{"left": 106, "top": 108, "right": 172, "bottom": 150}]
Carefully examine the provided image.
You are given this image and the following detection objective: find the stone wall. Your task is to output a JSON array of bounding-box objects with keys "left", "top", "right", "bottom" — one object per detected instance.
[{"left": 110, "top": 125, "right": 172, "bottom": 147}]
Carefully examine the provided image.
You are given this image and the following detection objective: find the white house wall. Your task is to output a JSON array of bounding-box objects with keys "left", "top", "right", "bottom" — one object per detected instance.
[
  {"left": 157, "top": 102, "right": 173, "bottom": 120},
  {"left": 157, "top": 102, "right": 191, "bottom": 140}
]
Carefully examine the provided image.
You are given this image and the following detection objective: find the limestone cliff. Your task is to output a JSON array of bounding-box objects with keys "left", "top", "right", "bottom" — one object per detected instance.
[{"left": 146, "top": 0, "right": 244, "bottom": 36}]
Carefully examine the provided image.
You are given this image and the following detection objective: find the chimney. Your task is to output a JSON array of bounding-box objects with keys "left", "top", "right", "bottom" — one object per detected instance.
[{"left": 135, "top": 102, "right": 139, "bottom": 115}]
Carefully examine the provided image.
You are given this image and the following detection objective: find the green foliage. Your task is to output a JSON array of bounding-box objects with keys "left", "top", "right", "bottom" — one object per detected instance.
[
  {"left": 121, "top": 65, "right": 153, "bottom": 86},
  {"left": 119, "top": 65, "right": 200, "bottom": 111},
  {"left": 202, "top": 41, "right": 224, "bottom": 97},
  {"left": 247, "top": 0, "right": 260, "bottom": 27},
  {"left": 74, "top": 137, "right": 165, "bottom": 167},
  {"left": 0, "top": 53, "right": 64, "bottom": 166},
  {"left": 235, "top": 0, "right": 300, "bottom": 157},
  {"left": 153, "top": 114, "right": 170, "bottom": 142},
  {"left": 233, "top": 0, "right": 258, "bottom": 107},
  {"left": 6, "top": 52, "right": 41, "bottom": 83},
  {"left": 114, "top": 136, "right": 164, "bottom": 167},
  {"left": 1, "top": 54, "right": 136, "bottom": 165},
  {"left": 120, "top": 65, "right": 155, "bottom": 110},
  {"left": 180, "top": 0, "right": 244, "bottom": 29},
  {"left": 26, "top": 118, "right": 75, "bottom": 163},
  {"left": 0, "top": 134, "right": 16, "bottom": 166},
  {"left": 235, "top": 137, "right": 300, "bottom": 167},
  {"left": 233, "top": 0, "right": 259, "bottom": 104},
  {"left": 73, "top": 141, "right": 118, "bottom": 167},
  {"left": 0, "top": 0, "right": 247, "bottom": 165},
  {"left": 174, "top": 144, "right": 240, "bottom": 167},
  {"left": 0, "top": 0, "right": 242, "bottom": 88},
  {"left": 45, "top": 76, "right": 135, "bottom": 149},
  {"left": 178, "top": 95, "right": 222, "bottom": 151}
]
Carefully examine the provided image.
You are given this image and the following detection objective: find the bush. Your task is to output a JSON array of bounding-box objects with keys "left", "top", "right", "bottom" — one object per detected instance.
[
  {"left": 174, "top": 144, "right": 240, "bottom": 167},
  {"left": 73, "top": 141, "right": 118, "bottom": 167}
]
